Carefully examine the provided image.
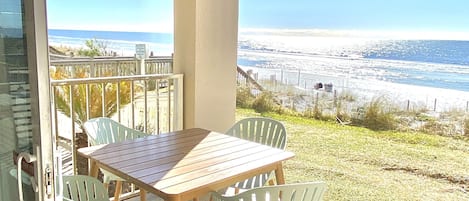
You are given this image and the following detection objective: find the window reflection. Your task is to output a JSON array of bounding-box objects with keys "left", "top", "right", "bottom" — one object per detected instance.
[{"left": 1, "top": 0, "right": 35, "bottom": 200}]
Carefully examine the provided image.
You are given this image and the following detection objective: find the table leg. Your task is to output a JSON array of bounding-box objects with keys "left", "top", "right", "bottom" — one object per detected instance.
[
  {"left": 89, "top": 159, "right": 99, "bottom": 178},
  {"left": 114, "top": 181, "right": 122, "bottom": 201},
  {"left": 274, "top": 163, "right": 286, "bottom": 185},
  {"left": 140, "top": 189, "right": 147, "bottom": 201}
]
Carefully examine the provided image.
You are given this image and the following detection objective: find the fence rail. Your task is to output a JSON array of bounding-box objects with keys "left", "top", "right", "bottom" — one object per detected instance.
[{"left": 50, "top": 56, "right": 173, "bottom": 78}]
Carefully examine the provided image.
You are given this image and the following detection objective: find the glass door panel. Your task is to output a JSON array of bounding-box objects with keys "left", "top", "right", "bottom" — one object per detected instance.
[
  {"left": 1, "top": 0, "right": 53, "bottom": 200},
  {"left": 0, "top": 0, "right": 34, "bottom": 200}
]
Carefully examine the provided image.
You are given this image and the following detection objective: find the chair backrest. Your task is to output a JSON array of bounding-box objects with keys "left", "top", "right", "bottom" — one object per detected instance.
[
  {"left": 211, "top": 181, "right": 326, "bottom": 201},
  {"left": 62, "top": 175, "right": 110, "bottom": 201},
  {"left": 225, "top": 118, "right": 287, "bottom": 189},
  {"left": 82, "top": 117, "right": 150, "bottom": 145},
  {"left": 226, "top": 117, "right": 287, "bottom": 150}
]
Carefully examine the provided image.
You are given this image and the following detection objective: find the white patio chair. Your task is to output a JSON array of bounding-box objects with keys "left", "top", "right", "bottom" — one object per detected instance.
[
  {"left": 225, "top": 117, "right": 287, "bottom": 192},
  {"left": 82, "top": 117, "right": 150, "bottom": 201},
  {"left": 63, "top": 175, "right": 110, "bottom": 201},
  {"left": 211, "top": 181, "right": 327, "bottom": 201}
]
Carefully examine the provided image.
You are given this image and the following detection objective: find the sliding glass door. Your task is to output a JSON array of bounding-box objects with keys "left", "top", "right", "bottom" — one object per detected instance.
[{"left": 0, "top": 0, "right": 54, "bottom": 200}]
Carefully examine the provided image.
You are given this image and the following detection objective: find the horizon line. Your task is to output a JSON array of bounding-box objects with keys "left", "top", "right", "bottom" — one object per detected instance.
[{"left": 47, "top": 27, "right": 469, "bottom": 41}]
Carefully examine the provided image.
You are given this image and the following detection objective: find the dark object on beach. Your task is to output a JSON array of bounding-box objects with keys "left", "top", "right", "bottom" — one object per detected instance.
[
  {"left": 324, "top": 83, "right": 333, "bottom": 92},
  {"left": 314, "top": 82, "right": 323, "bottom": 89}
]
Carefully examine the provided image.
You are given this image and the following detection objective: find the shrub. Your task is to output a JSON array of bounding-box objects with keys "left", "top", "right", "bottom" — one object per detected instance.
[
  {"left": 77, "top": 38, "right": 109, "bottom": 57},
  {"left": 51, "top": 68, "right": 134, "bottom": 124},
  {"left": 236, "top": 86, "right": 255, "bottom": 108},
  {"left": 252, "top": 91, "right": 277, "bottom": 113}
]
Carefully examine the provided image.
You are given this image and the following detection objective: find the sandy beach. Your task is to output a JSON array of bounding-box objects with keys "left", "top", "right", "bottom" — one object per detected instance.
[{"left": 241, "top": 66, "right": 469, "bottom": 113}]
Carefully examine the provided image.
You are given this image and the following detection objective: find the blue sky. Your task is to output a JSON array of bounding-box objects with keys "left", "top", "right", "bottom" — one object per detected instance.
[
  {"left": 240, "top": 0, "right": 469, "bottom": 32},
  {"left": 47, "top": 0, "right": 469, "bottom": 38},
  {"left": 47, "top": 0, "right": 173, "bottom": 32}
]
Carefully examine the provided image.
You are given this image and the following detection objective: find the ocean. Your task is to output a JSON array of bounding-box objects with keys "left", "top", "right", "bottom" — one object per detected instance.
[
  {"left": 48, "top": 29, "right": 174, "bottom": 56},
  {"left": 237, "top": 35, "right": 469, "bottom": 92},
  {"left": 48, "top": 29, "right": 469, "bottom": 110}
]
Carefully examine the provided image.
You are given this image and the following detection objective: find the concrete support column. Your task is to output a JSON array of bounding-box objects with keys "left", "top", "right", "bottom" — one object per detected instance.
[{"left": 174, "top": 0, "right": 238, "bottom": 132}]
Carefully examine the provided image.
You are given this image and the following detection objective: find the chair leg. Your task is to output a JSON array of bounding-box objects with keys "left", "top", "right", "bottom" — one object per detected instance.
[
  {"left": 139, "top": 189, "right": 146, "bottom": 201},
  {"left": 268, "top": 179, "right": 275, "bottom": 186},
  {"left": 114, "top": 181, "right": 123, "bottom": 201},
  {"left": 234, "top": 187, "right": 240, "bottom": 194}
]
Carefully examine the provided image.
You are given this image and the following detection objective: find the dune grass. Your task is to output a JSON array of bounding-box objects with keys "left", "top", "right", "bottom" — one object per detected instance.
[{"left": 236, "top": 108, "right": 469, "bottom": 201}]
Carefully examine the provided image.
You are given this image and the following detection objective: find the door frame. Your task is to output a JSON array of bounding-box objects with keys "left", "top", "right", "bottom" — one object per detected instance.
[{"left": 24, "top": 0, "right": 55, "bottom": 200}]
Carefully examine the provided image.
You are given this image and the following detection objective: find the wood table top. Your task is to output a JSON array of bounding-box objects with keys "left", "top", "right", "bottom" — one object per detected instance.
[{"left": 78, "top": 128, "right": 295, "bottom": 201}]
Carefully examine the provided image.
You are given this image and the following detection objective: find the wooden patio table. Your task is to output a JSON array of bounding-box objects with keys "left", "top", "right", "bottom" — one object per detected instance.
[{"left": 78, "top": 128, "right": 295, "bottom": 201}]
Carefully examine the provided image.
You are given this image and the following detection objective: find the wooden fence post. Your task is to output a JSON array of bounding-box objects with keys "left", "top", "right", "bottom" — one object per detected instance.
[
  {"left": 333, "top": 90, "right": 337, "bottom": 107},
  {"left": 466, "top": 101, "right": 469, "bottom": 112},
  {"left": 466, "top": 101, "right": 468, "bottom": 113},
  {"left": 297, "top": 69, "right": 301, "bottom": 86}
]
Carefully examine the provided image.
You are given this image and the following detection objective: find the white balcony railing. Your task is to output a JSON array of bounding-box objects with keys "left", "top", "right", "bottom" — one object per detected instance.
[
  {"left": 50, "top": 56, "right": 173, "bottom": 78},
  {"left": 49, "top": 57, "right": 182, "bottom": 175}
]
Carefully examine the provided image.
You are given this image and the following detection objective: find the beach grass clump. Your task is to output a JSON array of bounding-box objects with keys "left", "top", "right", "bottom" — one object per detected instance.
[
  {"left": 236, "top": 86, "right": 255, "bottom": 108},
  {"left": 420, "top": 120, "right": 457, "bottom": 136},
  {"left": 440, "top": 107, "right": 465, "bottom": 120},
  {"left": 464, "top": 118, "right": 469, "bottom": 136},
  {"left": 301, "top": 95, "right": 338, "bottom": 122},
  {"left": 312, "top": 100, "right": 322, "bottom": 120},
  {"left": 335, "top": 98, "right": 351, "bottom": 123},
  {"left": 361, "top": 97, "right": 398, "bottom": 131},
  {"left": 303, "top": 106, "right": 324, "bottom": 120},
  {"left": 252, "top": 91, "right": 277, "bottom": 113}
]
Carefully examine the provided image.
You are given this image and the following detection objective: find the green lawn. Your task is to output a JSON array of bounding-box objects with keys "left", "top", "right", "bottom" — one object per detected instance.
[{"left": 236, "top": 108, "right": 469, "bottom": 201}]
